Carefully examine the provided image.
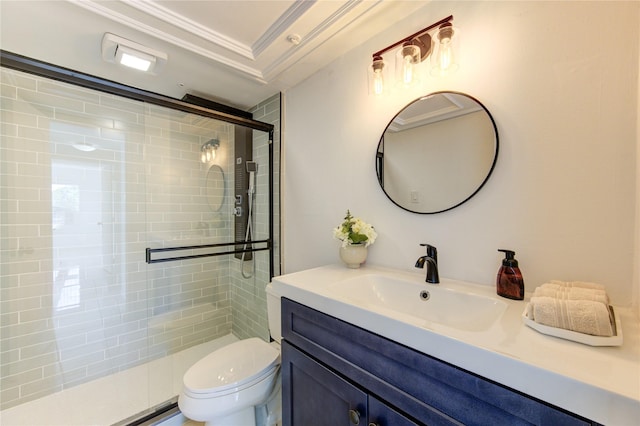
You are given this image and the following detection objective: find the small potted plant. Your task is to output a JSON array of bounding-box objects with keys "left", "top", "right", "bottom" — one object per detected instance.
[{"left": 333, "top": 210, "right": 377, "bottom": 268}]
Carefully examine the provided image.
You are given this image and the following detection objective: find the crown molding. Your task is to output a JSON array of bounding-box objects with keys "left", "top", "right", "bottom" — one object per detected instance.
[
  {"left": 67, "top": 0, "right": 384, "bottom": 86},
  {"left": 68, "top": 0, "right": 267, "bottom": 82},
  {"left": 262, "top": 0, "right": 381, "bottom": 80},
  {"left": 123, "top": 0, "right": 255, "bottom": 59},
  {"left": 252, "top": 0, "right": 316, "bottom": 57}
]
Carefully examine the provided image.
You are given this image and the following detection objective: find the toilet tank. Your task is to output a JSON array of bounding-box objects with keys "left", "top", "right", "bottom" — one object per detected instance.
[{"left": 266, "top": 283, "right": 281, "bottom": 342}]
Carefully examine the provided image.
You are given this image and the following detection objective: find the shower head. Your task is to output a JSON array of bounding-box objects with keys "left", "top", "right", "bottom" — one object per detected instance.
[
  {"left": 246, "top": 161, "right": 258, "bottom": 195},
  {"left": 246, "top": 161, "right": 258, "bottom": 173}
]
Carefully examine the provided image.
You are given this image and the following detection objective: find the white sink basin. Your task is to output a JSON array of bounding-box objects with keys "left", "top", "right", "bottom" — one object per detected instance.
[{"left": 328, "top": 273, "right": 507, "bottom": 332}]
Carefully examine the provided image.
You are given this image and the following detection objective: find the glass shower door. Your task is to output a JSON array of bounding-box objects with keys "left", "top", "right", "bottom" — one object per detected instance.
[{"left": 1, "top": 64, "right": 277, "bottom": 424}]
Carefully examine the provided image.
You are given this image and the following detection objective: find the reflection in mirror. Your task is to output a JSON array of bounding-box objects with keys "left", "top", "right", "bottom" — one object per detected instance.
[
  {"left": 376, "top": 92, "right": 498, "bottom": 214},
  {"left": 205, "top": 165, "right": 225, "bottom": 211}
]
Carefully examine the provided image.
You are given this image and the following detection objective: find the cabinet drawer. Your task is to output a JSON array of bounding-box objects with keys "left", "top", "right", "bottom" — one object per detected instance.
[{"left": 282, "top": 298, "right": 594, "bottom": 426}]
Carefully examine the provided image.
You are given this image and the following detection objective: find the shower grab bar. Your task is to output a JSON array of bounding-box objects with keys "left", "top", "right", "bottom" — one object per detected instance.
[{"left": 145, "top": 240, "right": 270, "bottom": 264}]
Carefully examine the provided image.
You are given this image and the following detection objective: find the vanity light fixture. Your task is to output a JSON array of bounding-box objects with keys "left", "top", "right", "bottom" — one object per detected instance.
[
  {"left": 201, "top": 139, "right": 220, "bottom": 163},
  {"left": 369, "top": 15, "right": 458, "bottom": 95},
  {"left": 101, "top": 33, "right": 168, "bottom": 74}
]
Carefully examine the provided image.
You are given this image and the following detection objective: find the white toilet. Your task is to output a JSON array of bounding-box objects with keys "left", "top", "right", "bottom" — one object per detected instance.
[{"left": 178, "top": 284, "right": 282, "bottom": 426}]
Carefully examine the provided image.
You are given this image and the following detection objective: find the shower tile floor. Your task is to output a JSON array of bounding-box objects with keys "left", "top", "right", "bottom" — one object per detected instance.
[{"left": 0, "top": 335, "right": 238, "bottom": 426}]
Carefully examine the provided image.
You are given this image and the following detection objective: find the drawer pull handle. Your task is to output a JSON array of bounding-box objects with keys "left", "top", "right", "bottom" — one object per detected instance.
[
  {"left": 368, "top": 423, "right": 379, "bottom": 426},
  {"left": 348, "top": 409, "right": 360, "bottom": 425}
]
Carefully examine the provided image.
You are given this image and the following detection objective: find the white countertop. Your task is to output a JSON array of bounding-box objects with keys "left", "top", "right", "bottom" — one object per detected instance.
[{"left": 271, "top": 264, "right": 640, "bottom": 425}]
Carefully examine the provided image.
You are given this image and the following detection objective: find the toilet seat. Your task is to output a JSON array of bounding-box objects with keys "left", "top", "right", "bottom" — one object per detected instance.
[
  {"left": 183, "top": 338, "right": 280, "bottom": 397},
  {"left": 183, "top": 364, "right": 279, "bottom": 399}
]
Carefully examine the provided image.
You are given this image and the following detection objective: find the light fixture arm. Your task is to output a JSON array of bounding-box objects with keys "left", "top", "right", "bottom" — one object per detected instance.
[{"left": 371, "top": 15, "right": 453, "bottom": 60}]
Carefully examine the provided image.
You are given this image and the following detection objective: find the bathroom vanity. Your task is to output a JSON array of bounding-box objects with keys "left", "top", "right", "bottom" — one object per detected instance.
[
  {"left": 271, "top": 264, "right": 640, "bottom": 426},
  {"left": 282, "top": 298, "right": 595, "bottom": 425}
]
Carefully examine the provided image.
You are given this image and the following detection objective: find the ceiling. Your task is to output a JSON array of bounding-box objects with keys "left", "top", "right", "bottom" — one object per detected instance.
[
  {"left": 388, "top": 93, "right": 483, "bottom": 133},
  {"left": 0, "top": 0, "right": 426, "bottom": 110}
]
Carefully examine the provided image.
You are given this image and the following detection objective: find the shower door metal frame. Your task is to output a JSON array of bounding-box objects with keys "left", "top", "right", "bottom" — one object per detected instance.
[{"left": 0, "top": 50, "right": 278, "bottom": 279}]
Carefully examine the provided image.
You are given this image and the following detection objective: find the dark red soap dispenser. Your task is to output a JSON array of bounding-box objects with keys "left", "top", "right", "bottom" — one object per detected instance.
[{"left": 496, "top": 249, "right": 524, "bottom": 300}]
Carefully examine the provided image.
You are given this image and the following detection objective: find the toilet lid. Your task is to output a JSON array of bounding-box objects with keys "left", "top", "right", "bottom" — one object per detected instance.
[{"left": 183, "top": 338, "right": 280, "bottom": 394}]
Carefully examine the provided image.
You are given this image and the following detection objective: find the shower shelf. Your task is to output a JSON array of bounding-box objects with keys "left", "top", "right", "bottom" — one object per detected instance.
[{"left": 145, "top": 240, "right": 270, "bottom": 264}]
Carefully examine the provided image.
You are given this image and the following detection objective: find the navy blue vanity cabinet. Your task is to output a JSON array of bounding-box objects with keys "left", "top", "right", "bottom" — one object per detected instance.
[
  {"left": 283, "top": 340, "right": 424, "bottom": 426},
  {"left": 281, "top": 298, "right": 598, "bottom": 426}
]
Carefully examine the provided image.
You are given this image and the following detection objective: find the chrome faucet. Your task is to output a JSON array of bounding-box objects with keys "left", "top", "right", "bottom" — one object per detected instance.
[{"left": 415, "top": 243, "right": 439, "bottom": 284}]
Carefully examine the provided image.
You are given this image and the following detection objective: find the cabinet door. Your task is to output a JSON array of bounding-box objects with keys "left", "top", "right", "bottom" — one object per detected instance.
[{"left": 282, "top": 341, "right": 367, "bottom": 426}]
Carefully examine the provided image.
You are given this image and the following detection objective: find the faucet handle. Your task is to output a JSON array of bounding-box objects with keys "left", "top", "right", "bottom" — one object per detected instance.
[{"left": 420, "top": 243, "right": 437, "bottom": 262}]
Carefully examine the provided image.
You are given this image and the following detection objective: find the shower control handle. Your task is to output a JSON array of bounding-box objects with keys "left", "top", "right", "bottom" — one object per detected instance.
[{"left": 233, "top": 207, "right": 242, "bottom": 217}]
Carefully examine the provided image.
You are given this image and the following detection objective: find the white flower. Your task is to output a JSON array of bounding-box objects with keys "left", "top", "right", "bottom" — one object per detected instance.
[{"left": 333, "top": 210, "right": 377, "bottom": 247}]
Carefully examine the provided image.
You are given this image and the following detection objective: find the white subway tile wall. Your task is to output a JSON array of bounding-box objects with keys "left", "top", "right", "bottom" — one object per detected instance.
[{"left": 0, "top": 68, "right": 278, "bottom": 411}]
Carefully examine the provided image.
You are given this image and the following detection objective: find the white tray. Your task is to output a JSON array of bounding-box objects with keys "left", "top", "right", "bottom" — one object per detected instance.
[{"left": 522, "top": 304, "right": 623, "bottom": 347}]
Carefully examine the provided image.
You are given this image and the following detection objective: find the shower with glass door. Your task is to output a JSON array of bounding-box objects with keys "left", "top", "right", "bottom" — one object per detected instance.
[{"left": 0, "top": 51, "right": 280, "bottom": 423}]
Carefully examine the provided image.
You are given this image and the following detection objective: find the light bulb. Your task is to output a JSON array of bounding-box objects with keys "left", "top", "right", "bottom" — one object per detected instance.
[
  {"left": 403, "top": 54, "right": 414, "bottom": 85},
  {"left": 210, "top": 147, "right": 216, "bottom": 160},
  {"left": 370, "top": 57, "right": 385, "bottom": 95},
  {"left": 206, "top": 148, "right": 212, "bottom": 162},
  {"left": 373, "top": 69, "right": 384, "bottom": 95},
  {"left": 431, "top": 23, "right": 458, "bottom": 77},
  {"left": 398, "top": 44, "right": 420, "bottom": 87},
  {"left": 201, "top": 151, "right": 207, "bottom": 163},
  {"left": 439, "top": 39, "right": 453, "bottom": 71}
]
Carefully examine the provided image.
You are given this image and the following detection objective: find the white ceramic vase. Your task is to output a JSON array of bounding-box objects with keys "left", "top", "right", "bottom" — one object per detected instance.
[{"left": 339, "top": 244, "right": 368, "bottom": 269}]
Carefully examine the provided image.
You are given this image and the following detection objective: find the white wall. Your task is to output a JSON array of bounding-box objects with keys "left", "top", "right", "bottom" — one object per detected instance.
[
  {"left": 282, "top": 1, "right": 639, "bottom": 309},
  {"left": 635, "top": 3, "right": 640, "bottom": 317}
]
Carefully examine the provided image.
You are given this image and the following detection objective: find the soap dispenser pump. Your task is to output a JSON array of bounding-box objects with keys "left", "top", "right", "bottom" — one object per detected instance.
[{"left": 496, "top": 249, "right": 524, "bottom": 300}]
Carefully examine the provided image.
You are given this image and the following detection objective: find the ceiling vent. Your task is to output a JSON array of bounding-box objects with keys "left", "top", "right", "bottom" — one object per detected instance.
[{"left": 101, "top": 33, "right": 168, "bottom": 74}]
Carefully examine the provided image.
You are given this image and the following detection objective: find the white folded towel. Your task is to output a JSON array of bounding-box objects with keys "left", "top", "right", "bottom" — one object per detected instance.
[
  {"left": 549, "top": 280, "right": 606, "bottom": 291},
  {"left": 529, "top": 296, "right": 613, "bottom": 337},
  {"left": 534, "top": 284, "right": 609, "bottom": 306}
]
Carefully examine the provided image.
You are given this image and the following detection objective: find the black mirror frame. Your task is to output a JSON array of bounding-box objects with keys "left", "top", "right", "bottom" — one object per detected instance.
[{"left": 376, "top": 91, "right": 499, "bottom": 214}]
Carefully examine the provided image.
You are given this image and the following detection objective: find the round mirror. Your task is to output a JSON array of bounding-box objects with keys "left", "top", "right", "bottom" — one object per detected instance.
[
  {"left": 376, "top": 92, "right": 498, "bottom": 214},
  {"left": 205, "top": 165, "right": 225, "bottom": 211}
]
